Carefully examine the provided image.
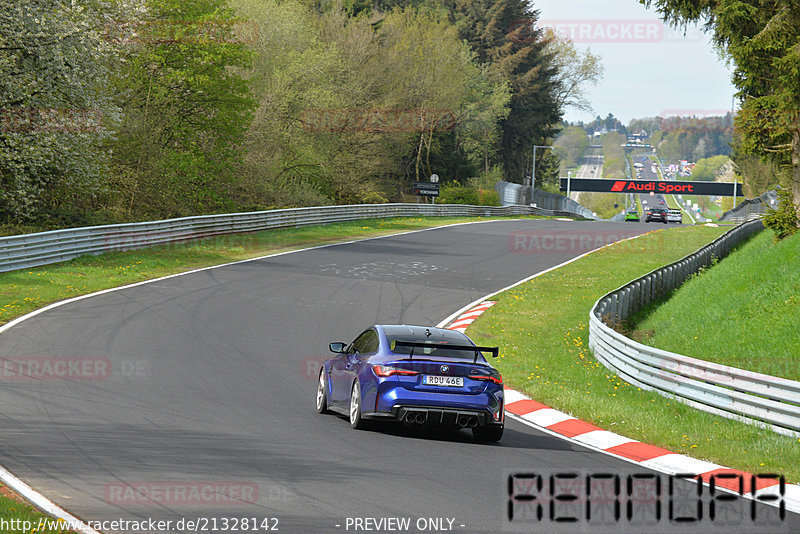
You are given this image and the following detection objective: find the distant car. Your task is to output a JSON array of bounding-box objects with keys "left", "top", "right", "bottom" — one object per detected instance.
[
  {"left": 646, "top": 207, "right": 668, "bottom": 223},
  {"left": 316, "top": 325, "right": 504, "bottom": 441},
  {"left": 666, "top": 209, "right": 683, "bottom": 224},
  {"left": 625, "top": 210, "right": 640, "bottom": 222}
]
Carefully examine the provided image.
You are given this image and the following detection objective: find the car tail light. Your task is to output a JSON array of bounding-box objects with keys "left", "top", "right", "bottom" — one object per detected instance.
[
  {"left": 494, "top": 398, "right": 504, "bottom": 421},
  {"left": 467, "top": 373, "right": 503, "bottom": 385},
  {"left": 373, "top": 365, "right": 419, "bottom": 377}
]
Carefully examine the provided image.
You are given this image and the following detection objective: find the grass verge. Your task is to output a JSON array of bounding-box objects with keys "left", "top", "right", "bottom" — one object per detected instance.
[
  {"left": 0, "top": 484, "right": 75, "bottom": 533},
  {"left": 634, "top": 229, "right": 800, "bottom": 379},
  {"left": 466, "top": 224, "right": 800, "bottom": 481},
  {"left": 0, "top": 215, "right": 549, "bottom": 327},
  {"left": 577, "top": 192, "right": 626, "bottom": 220}
]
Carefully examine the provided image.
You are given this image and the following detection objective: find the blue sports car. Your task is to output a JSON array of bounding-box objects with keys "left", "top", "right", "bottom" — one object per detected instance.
[{"left": 316, "top": 325, "right": 504, "bottom": 442}]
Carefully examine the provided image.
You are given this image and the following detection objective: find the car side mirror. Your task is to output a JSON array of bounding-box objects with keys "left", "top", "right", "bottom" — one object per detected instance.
[{"left": 329, "top": 342, "right": 347, "bottom": 353}]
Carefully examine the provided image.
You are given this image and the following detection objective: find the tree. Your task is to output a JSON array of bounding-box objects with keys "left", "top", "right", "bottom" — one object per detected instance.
[
  {"left": 378, "top": 8, "right": 510, "bottom": 184},
  {"left": 642, "top": 0, "right": 800, "bottom": 215},
  {"left": 541, "top": 27, "right": 604, "bottom": 114},
  {"left": 231, "top": 1, "right": 509, "bottom": 205},
  {"left": 0, "top": 0, "right": 117, "bottom": 223},
  {"left": 110, "top": 0, "right": 256, "bottom": 217},
  {"left": 449, "top": 0, "right": 562, "bottom": 182},
  {"left": 690, "top": 155, "right": 729, "bottom": 181},
  {"left": 553, "top": 125, "right": 589, "bottom": 171},
  {"left": 693, "top": 137, "right": 707, "bottom": 162}
]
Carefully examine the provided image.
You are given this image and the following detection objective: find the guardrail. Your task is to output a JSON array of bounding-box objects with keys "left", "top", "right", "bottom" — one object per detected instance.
[
  {"left": 0, "top": 203, "right": 576, "bottom": 274},
  {"left": 495, "top": 181, "right": 596, "bottom": 220},
  {"left": 720, "top": 190, "right": 778, "bottom": 222},
  {"left": 589, "top": 220, "right": 800, "bottom": 437}
]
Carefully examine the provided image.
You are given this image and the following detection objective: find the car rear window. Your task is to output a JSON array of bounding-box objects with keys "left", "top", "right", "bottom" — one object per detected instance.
[
  {"left": 383, "top": 327, "right": 486, "bottom": 360},
  {"left": 389, "top": 341, "right": 489, "bottom": 360}
]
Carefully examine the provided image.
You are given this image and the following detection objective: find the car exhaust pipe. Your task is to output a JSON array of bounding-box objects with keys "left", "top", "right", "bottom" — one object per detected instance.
[
  {"left": 466, "top": 416, "right": 478, "bottom": 428},
  {"left": 457, "top": 416, "right": 470, "bottom": 428},
  {"left": 404, "top": 411, "right": 427, "bottom": 424}
]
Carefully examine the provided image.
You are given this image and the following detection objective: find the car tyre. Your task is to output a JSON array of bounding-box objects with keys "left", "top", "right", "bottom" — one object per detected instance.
[
  {"left": 349, "top": 379, "right": 367, "bottom": 430},
  {"left": 473, "top": 424, "right": 504, "bottom": 442},
  {"left": 316, "top": 368, "right": 330, "bottom": 414}
]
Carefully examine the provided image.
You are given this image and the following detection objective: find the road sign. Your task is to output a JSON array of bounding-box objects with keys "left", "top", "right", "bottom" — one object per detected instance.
[
  {"left": 559, "top": 178, "right": 744, "bottom": 196},
  {"left": 413, "top": 182, "right": 440, "bottom": 197},
  {"left": 429, "top": 174, "right": 439, "bottom": 183}
]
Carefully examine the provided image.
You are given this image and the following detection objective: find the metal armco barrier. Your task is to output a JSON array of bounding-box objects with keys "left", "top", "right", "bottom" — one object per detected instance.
[
  {"left": 720, "top": 190, "right": 778, "bottom": 222},
  {"left": 0, "top": 203, "right": 581, "bottom": 274},
  {"left": 589, "top": 220, "right": 800, "bottom": 437},
  {"left": 495, "top": 181, "right": 596, "bottom": 220}
]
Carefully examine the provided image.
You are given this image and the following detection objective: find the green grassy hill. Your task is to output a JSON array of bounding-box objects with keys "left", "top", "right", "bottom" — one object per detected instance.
[{"left": 634, "top": 229, "right": 800, "bottom": 379}]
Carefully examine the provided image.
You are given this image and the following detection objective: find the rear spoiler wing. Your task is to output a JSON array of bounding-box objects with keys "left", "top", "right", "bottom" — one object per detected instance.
[{"left": 392, "top": 341, "right": 499, "bottom": 363}]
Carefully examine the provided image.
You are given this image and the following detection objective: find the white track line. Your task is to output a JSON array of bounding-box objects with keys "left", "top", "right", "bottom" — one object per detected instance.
[
  {"left": 0, "top": 217, "right": 539, "bottom": 530},
  {"left": 437, "top": 225, "right": 800, "bottom": 515}
]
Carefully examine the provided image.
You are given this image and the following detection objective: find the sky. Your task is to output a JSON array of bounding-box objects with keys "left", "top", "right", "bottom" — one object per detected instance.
[{"left": 531, "top": 0, "right": 736, "bottom": 125}]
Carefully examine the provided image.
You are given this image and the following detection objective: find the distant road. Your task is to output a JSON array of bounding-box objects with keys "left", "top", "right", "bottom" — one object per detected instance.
[
  {"left": 571, "top": 153, "right": 604, "bottom": 203},
  {"left": 631, "top": 155, "right": 683, "bottom": 225}
]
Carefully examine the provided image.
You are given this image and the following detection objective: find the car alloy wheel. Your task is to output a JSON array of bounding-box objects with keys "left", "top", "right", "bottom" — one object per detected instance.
[
  {"left": 316, "top": 368, "right": 329, "bottom": 414},
  {"left": 349, "top": 380, "right": 366, "bottom": 430}
]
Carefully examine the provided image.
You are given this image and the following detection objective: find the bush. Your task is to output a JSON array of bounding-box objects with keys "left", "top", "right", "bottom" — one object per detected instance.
[
  {"left": 437, "top": 181, "right": 499, "bottom": 206},
  {"left": 763, "top": 189, "right": 799, "bottom": 241}
]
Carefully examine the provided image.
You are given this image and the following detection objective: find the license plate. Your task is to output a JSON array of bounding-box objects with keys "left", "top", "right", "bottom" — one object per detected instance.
[{"left": 423, "top": 375, "right": 463, "bottom": 387}]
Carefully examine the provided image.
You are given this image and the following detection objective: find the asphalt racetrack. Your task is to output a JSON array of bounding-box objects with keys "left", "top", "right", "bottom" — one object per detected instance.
[{"left": 0, "top": 219, "right": 795, "bottom": 533}]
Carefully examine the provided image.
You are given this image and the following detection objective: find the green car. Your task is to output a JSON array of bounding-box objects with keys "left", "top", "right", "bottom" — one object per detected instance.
[{"left": 625, "top": 209, "right": 640, "bottom": 222}]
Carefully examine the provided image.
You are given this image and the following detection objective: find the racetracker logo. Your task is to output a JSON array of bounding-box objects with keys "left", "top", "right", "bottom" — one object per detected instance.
[
  {"left": 105, "top": 481, "right": 260, "bottom": 506},
  {"left": 302, "top": 357, "right": 327, "bottom": 380},
  {"left": 103, "top": 19, "right": 259, "bottom": 45},
  {"left": 0, "top": 357, "right": 111, "bottom": 380},
  {"left": 509, "top": 230, "right": 646, "bottom": 254},
  {"left": 0, "top": 108, "right": 103, "bottom": 133},
  {"left": 659, "top": 109, "right": 731, "bottom": 133},
  {"left": 102, "top": 230, "right": 260, "bottom": 253},
  {"left": 300, "top": 108, "right": 456, "bottom": 133},
  {"left": 509, "top": 19, "right": 664, "bottom": 43}
]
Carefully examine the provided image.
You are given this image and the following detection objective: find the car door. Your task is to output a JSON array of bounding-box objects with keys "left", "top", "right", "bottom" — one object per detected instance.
[{"left": 330, "top": 329, "right": 378, "bottom": 404}]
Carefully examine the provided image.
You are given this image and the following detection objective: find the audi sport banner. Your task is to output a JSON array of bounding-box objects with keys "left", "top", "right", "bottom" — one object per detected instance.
[{"left": 559, "top": 178, "right": 744, "bottom": 196}]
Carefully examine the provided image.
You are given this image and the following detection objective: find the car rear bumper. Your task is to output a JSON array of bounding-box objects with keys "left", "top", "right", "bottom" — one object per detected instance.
[
  {"left": 363, "top": 405, "right": 503, "bottom": 428},
  {"left": 364, "top": 386, "right": 504, "bottom": 427}
]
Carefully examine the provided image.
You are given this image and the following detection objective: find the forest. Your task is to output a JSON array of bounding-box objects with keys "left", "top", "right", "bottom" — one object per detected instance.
[{"left": 0, "top": 0, "right": 601, "bottom": 228}]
